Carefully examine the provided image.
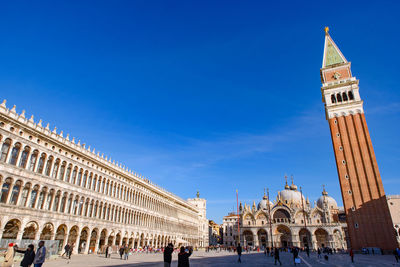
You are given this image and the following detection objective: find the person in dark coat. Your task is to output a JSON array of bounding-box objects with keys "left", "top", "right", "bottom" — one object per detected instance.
[
  {"left": 236, "top": 244, "right": 242, "bottom": 263},
  {"left": 293, "top": 247, "right": 299, "bottom": 265},
  {"left": 15, "top": 244, "right": 35, "bottom": 267},
  {"left": 274, "top": 248, "right": 281, "bottom": 266},
  {"left": 105, "top": 245, "right": 109, "bottom": 258},
  {"left": 163, "top": 243, "right": 174, "bottom": 267},
  {"left": 177, "top": 246, "right": 192, "bottom": 267},
  {"left": 119, "top": 246, "right": 124, "bottom": 259}
]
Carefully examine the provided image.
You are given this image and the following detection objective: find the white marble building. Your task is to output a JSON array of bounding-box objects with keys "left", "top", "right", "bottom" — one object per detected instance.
[
  {"left": 223, "top": 179, "right": 347, "bottom": 250},
  {"left": 0, "top": 99, "right": 208, "bottom": 254}
]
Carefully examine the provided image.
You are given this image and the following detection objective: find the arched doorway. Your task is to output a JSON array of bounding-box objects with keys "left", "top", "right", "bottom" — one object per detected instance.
[
  {"left": 315, "top": 228, "right": 329, "bottom": 248},
  {"left": 107, "top": 232, "right": 115, "bottom": 246},
  {"left": 257, "top": 229, "right": 268, "bottom": 248},
  {"left": 275, "top": 225, "right": 292, "bottom": 248},
  {"left": 67, "top": 226, "right": 79, "bottom": 249},
  {"left": 99, "top": 229, "right": 107, "bottom": 252},
  {"left": 89, "top": 229, "right": 98, "bottom": 253},
  {"left": 55, "top": 225, "right": 67, "bottom": 252},
  {"left": 79, "top": 228, "right": 89, "bottom": 253},
  {"left": 299, "top": 228, "right": 311, "bottom": 248},
  {"left": 115, "top": 232, "right": 121, "bottom": 246},
  {"left": 2, "top": 219, "right": 21, "bottom": 239},
  {"left": 22, "top": 221, "right": 39, "bottom": 240},
  {"left": 243, "top": 230, "right": 254, "bottom": 247},
  {"left": 40, "top": 223, "right": 54, "bottom": 240}
]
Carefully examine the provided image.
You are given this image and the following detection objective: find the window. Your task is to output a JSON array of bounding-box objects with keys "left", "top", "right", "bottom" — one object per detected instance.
[
  {"left": 9, "top": 143, "right": 21, "bottom": 165},
  {"left": 45, "top": 156, "right": 53, "bottom": 176},
  {"left": 342, "top": 160, "right": 346, "bottom": 165},
  {"left": 331, "top": 94, "right": 336, "bottom": 104},
  {"left": 58, "top": 162, "right": 66, "bottom": 180},
  {"left": 339, "top": 146, "right": 343, "bottom": 151},
  {"left": 351, "top": 206, "right": 355, "bottom": 211},
  {"left": 52, "top": 160, "right": 60, "bottom": 178},
  {"left": 65, "top": 165, "right": 72, "bottom": 182},
  {"left": 0, "top": 138, "right": 11, "bottom": 162},
  {"left": 71, "top": 168, "right": 77, "bottom": 184},
  {"left": 29, "top": 188, "right": 38, "bottom": 208},
  {"left": 348, "top": 91, "right": 354, "bottom": 100},
  {"left": 28, "top": 150, "right": 38, "bottom": 171},
  {"left": 9, "top": 182, "right": 21, "bottom": 205},
  {"left": 37, "top": 153, "right": 46, "bottom": 173},
  {"left": 0, "top": 180, "right": 11, "bottom": 203},
  {"left": 348, "top": 190, "right": 352, "bottom": 195},
  {"left": 336, "top": 93, "right": 342, "bottom": 102},
  {"left": 337, "top": 133, "right": 340, "bottom": 137},
  {"left": 355, "top": 223, "right": 359, "bottom": 228},
  {"left": 342, "top": 92, "right": 348, "bottom": 101},
  {"left": 77, "top": 169, "right": 83, "bottom": 186},
  {"left": 19, "top": 146, "right": 30, "bottom": 168},
  {"left": 345, "top": 174, "right": 349, "bottom": 179},
  {"left": 20, "top": 186, "right": 29, "bottom": 207}
]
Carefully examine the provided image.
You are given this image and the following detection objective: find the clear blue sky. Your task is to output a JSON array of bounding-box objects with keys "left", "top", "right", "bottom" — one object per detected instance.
[{"left": 1, "top": 1, "right": 399, "bottom": 223}]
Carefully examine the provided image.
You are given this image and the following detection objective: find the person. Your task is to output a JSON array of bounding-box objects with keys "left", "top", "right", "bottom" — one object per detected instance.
[
  {"left": 264, "top": 247, "right": 267, "bottom": 256},
  {"left": 305, "top": 246, "right": 310, "bottom": 258},
  {"left": 124, "top": 246, "right": 129, "bottom": 260},
  {"left": 349, "top": 248, "right": 354, "bottom": 263},
  {"left": 393, "top": 249, "right": 398, "bottom": 263},
  {"left": 177, "top": 246, "right": 192, "bottom": 267},
  {"left": 2, "top": 243, "right": 16, "bottom": 267},
  {"left": 119, "top": 246, "right": 124, "bottom": 259},
  {"left": 67, "top": 244, "right": 73, "bottom": 260},
  {"left": 274, "top": 247, "right": 281, "bottom": 266},
  {"left": 317, "top": 247, "right": 321, "bottom": 258},
  {"left": 15, "top": 244, "right": 36, "bottom": 267},
  {"left": 266, "top": 247, "right": 270, "bottom": 256},
  {"left": 163, "top": 243, "right": 174, "bottom": 267},
  {"left": 61, "top": 243, "right": 69, "bottom": 258},
  {"left": 293, "top": 247, "right": 299, "bottom": 265},
  {"left": 106, "top": 245, "right": 109, "bottom": 258},
  {"left": 236, "top": 244, "right": 242, "bottom": 263},
  {"left": 33, "top": 241, "right": 46, "bottom": 267}
]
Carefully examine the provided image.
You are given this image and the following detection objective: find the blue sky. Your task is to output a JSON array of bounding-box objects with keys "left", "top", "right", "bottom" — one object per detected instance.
[{"left": 1, "top": 1, "right": 399, "bottom": 223}]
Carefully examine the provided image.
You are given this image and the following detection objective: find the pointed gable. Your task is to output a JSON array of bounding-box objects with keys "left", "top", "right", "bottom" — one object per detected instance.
[{"left": 322, "top": 29, "right": 347, "bottom": 68}]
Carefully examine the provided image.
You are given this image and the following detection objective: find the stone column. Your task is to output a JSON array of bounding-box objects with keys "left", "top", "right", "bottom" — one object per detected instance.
[
  {"left": 253, "top": 234, "right": 259, "bottom": 247},
  {"left": 5, "top": 139, "right": 15, "bottom": 163},
  {"left": 84, "top": 231, "right": 91, "bottom": 254},
  {"left": 94, "top": 235, "right": 100, "bottom": 254},
  {"left": 292, "top": 233, "right": 300, "bottom": 247},
  {"left": 310, "top": 234, "right": 317, "bottom": 250},
  {"left": 16, "top": 229, "right": 24, "bottom": 241}
]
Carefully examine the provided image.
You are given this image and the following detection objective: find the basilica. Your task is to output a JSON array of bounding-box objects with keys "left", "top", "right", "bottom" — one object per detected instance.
[{"left": 223, "top": 178, "right": 347, "bottom": 250}]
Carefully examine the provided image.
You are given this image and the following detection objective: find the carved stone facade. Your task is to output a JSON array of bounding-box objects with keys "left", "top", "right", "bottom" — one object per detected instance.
[
  {"left": 223, "top": 180, "right": 347, "bottom": 250},
  {"left": 0, "top": 99, "right": 208, "bottom": 254}
]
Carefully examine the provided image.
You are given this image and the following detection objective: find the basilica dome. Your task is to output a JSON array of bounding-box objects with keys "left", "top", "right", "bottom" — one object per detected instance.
[
  {"left": 258, "top": 197, "right": 273, "bottom": 210},
  {"left": 316, "top": 188, "right": 338, "bottom": 209}
]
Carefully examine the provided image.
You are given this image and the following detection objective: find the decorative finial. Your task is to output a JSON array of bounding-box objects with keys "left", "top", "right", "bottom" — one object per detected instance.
[
  {"left": 284, "top": 175, "right": 289, "bottom": 189},
  {"left": 322, "top": 184, "right": 328, "bottom": 195},
  {"left": 324, "top": 26, "right": 329, "bottom": 35},
  {"left": 196, "top": 191, "right": 200, "bottom": 198},
  {"left": 29, "top": 115, "right": 34, "bottom": 122},
  {"left": 0, "top": 99, "right": 6, "bottom": 107},
  {"left": 291, "top": 175, "right": 294, "bottom": 185}
]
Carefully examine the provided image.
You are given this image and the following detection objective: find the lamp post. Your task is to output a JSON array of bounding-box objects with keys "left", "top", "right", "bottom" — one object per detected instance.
[
  {"left": 267, "top": 188, "right": 274, "bottom": 251},
  {"left": 236, "top": 189, "right": 241, "bottom": 246}
]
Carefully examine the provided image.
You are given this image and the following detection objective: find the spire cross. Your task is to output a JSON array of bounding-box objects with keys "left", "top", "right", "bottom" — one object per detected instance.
[
  {"left": 284, "top": 175, "right": 288, "bottom": 185},
  {"left": 291, "top": 175, "right": 294, "bottom": 185}
]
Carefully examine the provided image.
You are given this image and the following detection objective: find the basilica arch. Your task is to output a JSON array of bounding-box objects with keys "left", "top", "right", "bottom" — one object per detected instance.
[
  {"left": 314, "top": 228, "right": 329, "bottom": 248},
  {"left": 275, "top": 225, "right": 292, "bottom": 248}
]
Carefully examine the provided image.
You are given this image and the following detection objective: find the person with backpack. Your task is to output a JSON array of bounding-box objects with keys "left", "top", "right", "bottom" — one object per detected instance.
[
  {"left": 236, "top": 244, "right": 242, "bottom": 263},
  {"left": 274, "top": 247, "right": 281, "bottom": 266}
]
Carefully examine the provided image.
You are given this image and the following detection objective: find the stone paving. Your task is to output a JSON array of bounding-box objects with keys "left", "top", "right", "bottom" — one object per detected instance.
[{"left": 40, "top": 251, "right": 400, "bottom": 267}]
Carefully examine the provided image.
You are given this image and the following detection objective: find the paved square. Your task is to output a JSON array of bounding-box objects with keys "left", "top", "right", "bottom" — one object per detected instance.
[{"left": 40, "top": 251, "right": 400, "bottom": 267}]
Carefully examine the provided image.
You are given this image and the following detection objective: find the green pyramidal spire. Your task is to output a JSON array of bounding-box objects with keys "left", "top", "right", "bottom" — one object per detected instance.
[{"left": 322, "top": 27, "right": 347, "bottom": 68}]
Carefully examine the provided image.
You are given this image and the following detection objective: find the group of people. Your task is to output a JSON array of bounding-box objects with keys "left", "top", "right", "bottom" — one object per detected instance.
[
  {"left": 1, "top": 241, "right": 46, "bottom": 267},
  {"left": 163, "top": 243, "right": 193, "bottom": 267}
]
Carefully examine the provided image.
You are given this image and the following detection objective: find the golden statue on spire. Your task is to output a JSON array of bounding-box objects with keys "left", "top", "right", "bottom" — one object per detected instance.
[{"left": 324, "top": 26, "right": 329, "bottom": 35}]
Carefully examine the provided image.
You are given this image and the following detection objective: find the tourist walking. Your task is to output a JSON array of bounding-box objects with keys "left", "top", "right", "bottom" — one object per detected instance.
[
  {"left": 293, "top": 247, "right": 299, "bottom": 265},
  {"left": 33, "top": 241, "right": 46, "bottom": 267},
  {"left": 124, "top": 246, "right": 129, "bottom": 260},
  {"left": 119, "top": 246, "right": 124, "bottom": 259},
  {"left": 317, "top": 248, "right": 321, "bottom": 258},
  {"left": 67, "top": 244, "right": 73, "bottom": 260},
  {"left": 177, "top": 246, "right": 192, "bottom": 267},
  {"left": 163, "top": 243, "right": 174, "bottom": 267},
  {"left": 1, "top": 243, "right": 16, "bottom": 267},
  {"left": 15, "top": 244, "right": 36, "bottom": 267},
  {"left": 274, "top": 247, "right": 281, "bottom": 266},
  {"left": 305, "top": 246, "right": 310, "bottom": 257},
  {"left": 393, "top": 249, "right": 399, "bottom": 263},
  {"left": 349, "top": 248, "right": 354, "bottom": 263},
  {"left": 236, "top": 244, "right": 242, "bottom": 263},
  {"left": 61, "top": 244, "right": 70, "bottom": 258},
  {"left": 105, "top": 245, "right": 109, "bottom": 258}
]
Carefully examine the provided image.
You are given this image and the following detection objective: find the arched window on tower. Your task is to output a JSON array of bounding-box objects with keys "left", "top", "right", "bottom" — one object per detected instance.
[
  {"left": 28, "top": 150, "right": 38, "bottom": 171},
  {"left": 336, "top": 93, "right": 342, "bottom": 102},
  {"left": 44, "top": 156, "right": 54, "bottom": 176},
  {"left": 348, "top": 91, "right": 354, "bottom": 100},
  {"left": 0, "top": 178, "right": 12, "bottom": 203},
  {"left": 342, "top": 92, "right": 348, "bottom": 101},
  {"left": 331, "top": 94, "right": 336, "bottom": 104}
]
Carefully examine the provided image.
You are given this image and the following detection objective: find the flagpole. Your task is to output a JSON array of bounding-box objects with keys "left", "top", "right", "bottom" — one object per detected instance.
[
  {"left": 236, "top": 189, "right": 240, "bottom": 246},
  {"left": 300, "top": 186, "right": 308, "bottom": 247},
  {"left": 267, "top": 188, "right": 274, "bottom": 251}
]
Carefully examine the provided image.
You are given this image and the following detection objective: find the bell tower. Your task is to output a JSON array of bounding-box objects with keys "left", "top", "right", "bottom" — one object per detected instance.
[{"left": 320, "top": 27, "right": 397, "bottom": 251}]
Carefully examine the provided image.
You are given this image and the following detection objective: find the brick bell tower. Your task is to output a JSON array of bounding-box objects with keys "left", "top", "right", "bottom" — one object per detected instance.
[{"left": 320, "top": 27, "right": 397, "bottom": 251}]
